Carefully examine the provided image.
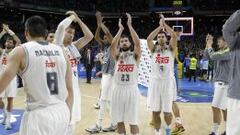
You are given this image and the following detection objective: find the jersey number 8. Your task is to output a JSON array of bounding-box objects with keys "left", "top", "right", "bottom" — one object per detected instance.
[{"left": 47, "top": 72, "right": 59, "bottom": 95}]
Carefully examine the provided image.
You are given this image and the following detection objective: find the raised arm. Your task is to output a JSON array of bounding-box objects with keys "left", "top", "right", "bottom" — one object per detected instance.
[
  {"left": 208, "top": 48, "right": 231, "bottom": 61},
  {"left": 100, "top": 23, "right": 113, "bottom": 44},
  {"left": 126, "top": 13, "right": 141, "bottom": 62},
  {"left": 205, "top": 34, "right": 231, "bottom": 61},
  {"left": 73, "top": 13, "right": 94, "bottom": 49},
  {"left": 161, "top": 14, "right": 177, "bottom": 52},
  {"left": 0, "top": 46, "right": 24, "bottom": 94},
  {"left": 222, "top": 9, "right": 240, "bottom": 50},
  {"left": 111, "top": 19, "right": 124, "bottom": 60},
  {"left": 54, "top": 11, "right": 76, "bottom": 45},
  {"left": 95, "top": 11, "right": 113, "bottom": 45},
  {"left": 95, "top": 26, "right": 103, "bottom": 46},
  {"left": 0, "top": 27, "right": 7, "bottom": 55},
  {"left": 147, "top": 18, "right": 163, "bottom": 52},
  {"left": 3, "top": 24, "right": 21, "bottom": 46},
  {"left": 0, "top": 26, "right": 7, "bottom": 39},
  {"left": 95, "top": 11, "right": 104, "bottom": 46}
]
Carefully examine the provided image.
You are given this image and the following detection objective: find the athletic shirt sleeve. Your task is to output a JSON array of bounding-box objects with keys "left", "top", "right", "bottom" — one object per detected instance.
[{"left": 54, "top": 16, "right": 75, "bottom": 46}]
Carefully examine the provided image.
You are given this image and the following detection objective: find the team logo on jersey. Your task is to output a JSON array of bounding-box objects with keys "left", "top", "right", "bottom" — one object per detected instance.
[
  {"left": 45, "top": 60, "right": 56, "bottom": 68},
  {"left": 117, "top": 60, "right": 134, "bottom": 72},
  {"left": 68, "top": 55, "right": 78, "bottom": 67},
  {"left": 69, "top": 58, "right": 77, "bottom": 67},
  {"left": 155, "top": 53, "right": 169, "bottom": 64},
  {"left": 1, "top": 56, "right": 7, "bottom": 65}
]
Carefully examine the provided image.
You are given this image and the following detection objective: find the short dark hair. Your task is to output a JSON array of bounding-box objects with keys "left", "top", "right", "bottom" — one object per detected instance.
[
  {"left": 120, "top": 34, "right": 129, "bottom": 39},
  {"left": 48, "top": 29, "right": 55, "bottom": 34},
  {"left": 25, "top": 16, "right": 47, "bottom": 38},
  {"left": 5, "top": 36, "right": 16, "bottom": 45},
  {"left": 67, "top": 23, "right": 76, "bottom": 30},
  {"left": 217, "top": 36, "right": 225, "bottom": 41}
]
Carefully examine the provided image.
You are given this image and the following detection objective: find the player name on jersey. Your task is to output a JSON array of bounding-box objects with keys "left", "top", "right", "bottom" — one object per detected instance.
[{"left": 35, "top": 49, "right": 60, "bottom": 57}]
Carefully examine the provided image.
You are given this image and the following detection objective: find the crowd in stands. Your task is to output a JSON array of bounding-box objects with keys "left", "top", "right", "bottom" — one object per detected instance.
[{"left": 0, "top": 6, "right": 235, "bottom": 82}]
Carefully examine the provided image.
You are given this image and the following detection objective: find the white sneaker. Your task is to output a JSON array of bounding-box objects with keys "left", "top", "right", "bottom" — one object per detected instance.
[
  {"left": 5, "top": 112, "right": 12, "bottom": 130},
  {"left": 0, "top": 110, "right": 7, "bottom": 125},
  {"left": 85, "top": 124, "right": 102, "bottom": 133}
]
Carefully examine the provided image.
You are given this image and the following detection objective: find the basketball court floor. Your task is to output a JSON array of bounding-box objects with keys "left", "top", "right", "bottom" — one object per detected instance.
[{"left": 0, "top": 78, "right": 225, "bottom": 135}]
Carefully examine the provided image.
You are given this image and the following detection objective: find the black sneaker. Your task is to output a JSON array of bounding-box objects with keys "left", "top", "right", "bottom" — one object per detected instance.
[
  {"left": 221, "top": 131, "right": 226, "bottom": 135},
  {"left": 209, "top": 132, "right": 216, "bottom": 135}
]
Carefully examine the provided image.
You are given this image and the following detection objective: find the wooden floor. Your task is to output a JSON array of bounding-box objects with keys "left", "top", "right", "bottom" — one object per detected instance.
[{"left": 12, "top": 79, "right": 225, "bottom": 135}]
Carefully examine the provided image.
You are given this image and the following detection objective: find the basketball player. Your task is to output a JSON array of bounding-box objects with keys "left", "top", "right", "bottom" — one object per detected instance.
[
  {"left": 205, "top": 34, "right": 230, "bottom": 135},
  {"left": 150, "top": 34, "right": 185, "bottom": 135},
  {"left": 86, "top": 11, "right": 117, "bottom": 133},
  {"left": 147, "top": 14, "right": 177, "bottom": 135},
  {"left": 0, "top": 24, "right": 21, "bottom": 46},
  {"left": 0, "top": 16, "right": 73, "bottom": 135},
  {"left": 54, "top": 11, "right": 93, "bottom": 133},
  {"left": 222, "top": 9, "right": 240, "bottom": 135},
  {"left": 0, "top": 24, "right": 21, "bottom": 130},
  {"left": 110, "top": 13, "right": 141, "bottom": 135}
]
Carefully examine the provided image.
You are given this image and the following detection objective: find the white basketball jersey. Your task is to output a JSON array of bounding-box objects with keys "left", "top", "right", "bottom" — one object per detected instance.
[
  {"left": 0, "top": 49, "right": 17, "bottom": 90},
  {"left": 20, "top": 41, "right": 68, "bottom": 110},
  {"left": 0, "top": 50, "right": 8, "bottom": 70},
  {"left": 151, "top": 46, "right": 175, "bottom": 79},
  {"left": 63, "top": 46, "right": 79, "bottom": 90},
  {"left": 114, "top": 51, "right": 138, "bottom": 85}
]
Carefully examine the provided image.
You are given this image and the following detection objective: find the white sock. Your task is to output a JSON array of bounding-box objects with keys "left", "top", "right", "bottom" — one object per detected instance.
[
  {"left": 3, "top": 109, "right": 7, "bottom": 116},
  {"left": 96, "top": 120, "right": 102, "bottom": 127},
  {"left": 6, "top": 111, "right": 11, "bottom": 124},
  {"left": 155, "top": 129, "right": 161, "bottom": 135},
  {"left": 212, "top": 123, "right": 219, "bottom": 134},
  {"left": 119, "top": 133, "right": 126, "bottom": 135},
  {"left": 97, "top": 100, "right": 108, "bottom": 127},
  {"left": 175, "top": 117, "right": 182, "bottom": 124},
  {"left": 223, "top": 121, "right": 226, "bottom": 131}
]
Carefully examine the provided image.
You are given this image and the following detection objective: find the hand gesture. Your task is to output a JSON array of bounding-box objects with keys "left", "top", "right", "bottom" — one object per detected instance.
[
  {"left": 96, "top": 11, "right": 103, "bottom": 26},
  {"left": 159, "top": 14, "right": 165, "bottom": 27},
  {"left": 206, "top": 34, "right": 213, "bottom": 48},
  {"left": 66, "top": 11, "right": 79, "bottom": 22},
  {"left": 126, "top": 13, "right": 132, "bottom": 26},
  {"left": 118, "top": 18, "right": 124, "bottom": 30},
  {"left": 2, "top": 24, "right": 10, "bottom": 32}
]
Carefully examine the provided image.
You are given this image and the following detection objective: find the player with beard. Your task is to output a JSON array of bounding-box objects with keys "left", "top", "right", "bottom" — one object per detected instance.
[
  {"left": 110, "top": 13, "right": 141, "bottom": 135},
  {"left": 0, "top": 24, "right": 21, "bottom": 130},
  {"left": 147, "top": 14, "right": 177, "bottom": 135}
]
